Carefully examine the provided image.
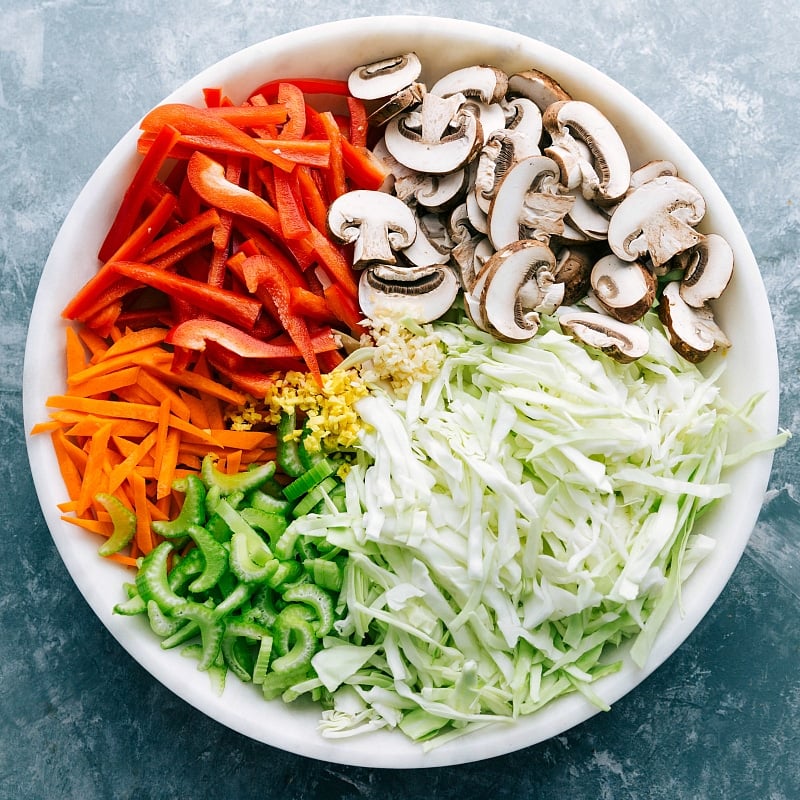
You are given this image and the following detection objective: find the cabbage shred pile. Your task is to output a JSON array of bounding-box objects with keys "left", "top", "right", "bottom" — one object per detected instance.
[{"left": 288, "top": 312, "right": 741, "bottom": 745}]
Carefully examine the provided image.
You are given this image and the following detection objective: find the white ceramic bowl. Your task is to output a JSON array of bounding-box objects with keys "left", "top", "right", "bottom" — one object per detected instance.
[{"left": 23, "top": 16, "right": 780, "bottom": 768}]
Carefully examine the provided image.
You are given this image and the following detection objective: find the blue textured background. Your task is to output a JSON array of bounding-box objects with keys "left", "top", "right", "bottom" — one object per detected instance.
[{"left": 2, "top": 2, "right": 798, "bottom": 798}]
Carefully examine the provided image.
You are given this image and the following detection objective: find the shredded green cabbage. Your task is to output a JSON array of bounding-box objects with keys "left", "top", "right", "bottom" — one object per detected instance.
[{"left": 288, "top": 312, "right": 786, "bottom": 747}]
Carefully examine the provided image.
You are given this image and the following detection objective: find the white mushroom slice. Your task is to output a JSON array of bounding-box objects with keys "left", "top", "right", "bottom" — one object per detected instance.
[
  {"left": 348, "top": 53, "right": 423, "bottom": 100},
  {"left": 327, "top": 190, "right": 416, "bottom": 268},
  {"left": 658, "top": 280, "right": 731, "bottom": 363},
  {"left": 402, "top": 215, "right": 452, "bottom": 268},
  {"left": 413, "top": 167, "right": 470, "bottom": 211},
  {"left": 502, "top": 97, "right": 543, "bottom": 158},
  {"left": 553, "top": 245, "right": 595, "bottom": 305},
  {"left": 565, "top": 190, "right": 611, "bottom": 240},
  {"left": 607, "top": 175, "right": 706, "bottom": 267},
  {"left": 488, "top": 155, "right": 572, "bottom": 250},
  {"left": 557, "top": 310, "right": 650, "bottom": 363},
  {"left": 542, "top": 100, "right": 631, "bottom": 205},
  {"left": 546, "top": 139, "right": 592, "bottom": 192},
  {"left": 507, "top": 68, "right": 572, "bottom": 111},
  {"left": 359, "top": 263, "right": 459, "bottom": 324},
  {"left": 430, "top": 64, "right": 509, "bottom": 104},
  {"left": 466, "top": 186, "right": 489, "bottom": 234},
  {"left": 453, "top": 234, "right": 493, "bottom": 292},
  {"left": 675, "top": 233, "right": 734, "bottom": 307},
  {"left": 462, "top": 99, "right": 507, "bottom": 144},
  {"left": 590, "top": 253, "right": 656, "bottom": 323},
  {"left": 477, "top": 239, "right": 561, "bottom": 342},
  {"left": 628, "top": 159, "right": 679, "bottom": 192},
  {"left": 384, "top": 92, "right": 483, "bottom": 174},
  {"left": 368, "top": 82, "right": 425, "bottom": 127}
]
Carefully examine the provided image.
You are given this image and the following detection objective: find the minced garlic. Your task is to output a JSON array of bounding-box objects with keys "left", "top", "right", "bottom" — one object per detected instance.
[{"left": 357, "top": 312, "right": 445, "bottom": 399}]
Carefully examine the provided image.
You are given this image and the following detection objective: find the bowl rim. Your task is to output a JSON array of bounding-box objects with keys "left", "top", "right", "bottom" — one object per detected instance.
[{"left": 22, "top": 14, "right": 780, "bottom": 768}]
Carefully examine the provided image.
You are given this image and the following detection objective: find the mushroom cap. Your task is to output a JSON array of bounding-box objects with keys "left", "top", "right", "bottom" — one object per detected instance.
[
  {"left": 552, "top": 245, "right": 595, "bottom": 305},
  {"left": 607, "top": 175, "right": 707, "bottom": 267},
  {"left": 383, "top": 92, "right": 484, "bottom": 174},
  {"left": 476, "top": 238, "right": 560, "bottom": 342},
  {"left": 348, "top": 52, "right": 423, "bottom": 100},
  {"left": 677, "top": 233, "right": 734, "bottom": 307},
  {"left": 658, "top": 280, "right": 731, "bottom": 363},
  {"left": 557, "top": 310, "right": 650, "bottom": 363},
  {"left": 430, "top": 64, "right": 509, "bottom": 104},
  {"left": 327, "top": 189, "right": 417, "bottom": 268},
  {"left": 358, "top": 263, "right": 459, "bottom": 323},
  {"left": 590, "top": 253, "right": 656, "bottom": 323},
  {"left": 542, "top": 100, "right": 631, "bottom": 205}
]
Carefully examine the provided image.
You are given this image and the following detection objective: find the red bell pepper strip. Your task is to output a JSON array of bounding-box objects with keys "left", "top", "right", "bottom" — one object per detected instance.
[
  {"left": 186, "top": 151, "right": 283, "bottom": 241},
  {"left": 277, "top": 82, "right": 307, "bottom": 140},
  {"left": 323, "top": 282, "right": 365, "bottom": 336},
  {"left": 136, "top": 132, "right": 331, "bottom": 167},
  {"left": 295, "top": 166, "right": 330, "bottom": 232},
  {"left": 139, "top": 104, "right": 295, "bottom": 172},
  {"left": 165, "top": 318, "right": 341, "bottom": 360},
  {"left": 304, "top": 224, "right": 359, "bottom": 300},
  {"left": 289, "top": 286, "right": 333, "bottom": 322},
  {"left": 138, "top": 207, "right": 220, "bottom": 262},
  {"left": 63, "top": 193, "right": 178, "bottom": 322},
  {"left": 207, "top": 157, "right": 242, "bottom": 287},
  {"left": 98, "top": 124, "right": 181, "bottom": 262},
  {"left": 273, "top": 167, "right": 311, "bottom": 241},
  {"left": 109, "top": 261, "right": 262, "bottom": 330},
  {"left": 346, "top": 96, "right": 369, "bottom": 148},
  {"left": 317, "top": 111, "right": 348, "bottom": 201},
  {"left": 202, "top": 87, "right": 223, "bottom": 108},
  {"left": 247, "top": 77, "right": 351, "bottom": 102},
  {"left": 340, "top": 137, "right": 390, "bottom": 191},
  {"left": 238, "top": 254, "right": 322, "bottom": 384}
]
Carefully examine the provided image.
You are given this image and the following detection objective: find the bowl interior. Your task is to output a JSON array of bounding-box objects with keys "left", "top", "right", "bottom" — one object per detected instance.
[{"left": 23, "top": 16, "right": 779, "bottom": 768}]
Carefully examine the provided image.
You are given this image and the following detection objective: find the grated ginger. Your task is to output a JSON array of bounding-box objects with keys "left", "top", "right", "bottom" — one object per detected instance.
[{"left": 227, "top": 368, "right": 369, "bottom": 453}]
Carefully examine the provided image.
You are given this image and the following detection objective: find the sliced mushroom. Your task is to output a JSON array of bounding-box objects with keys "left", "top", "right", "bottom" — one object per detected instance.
[
  {"left": 607, "top": 175, "right": 706, "bottom": 267},
  {"left": 487, "top": 154, "right": 568, "bottom": 250},
  {"left": 658, "top": 280, "right": 731, "bottom": 362},
  {"left": 552, "top": 245, "right": 596, "bottom": 305},
  {"left": 383, "top": 92, "right": 483, "bottom": 174},
  {"left": 507, "top": 68, "right": 572, "bottom": 111},
  {"left": 557, "top": 310, "right": 650, "bottom": 362},
  {"left": 463, "top": 99, "right": 508, "bottom": 144},
  {"left": 358, "top": 263, "right": 459, "bottom": 323},
  {"left": 453, "top": 234, "right": 493, "bottom": 292},
  {"left": 542, "top": 100, "right": 631, "bottom": 205},
  {"left": 675, "top": 233, "right": 734, "bottom": 307},
  {"left": 590, "top": 253, "right": 656, "bottom": 323},
  {"left": 628, "top": 159, "right": 679, "bottom": 192},
  {"left": 503, "top": 97, "right": 543, "bottom": 155},
  {"left": 565, "top": 190, "right": 611, "bottom": 240},
  {"left": 430, "top": 64, "right": 509, "bottom": 104},
  {"left": 368, "top": 82, "right": 425, "bottom": 127},
  {"left": 476, "top": 239, "right": 561, "bottom": 342},
  {"left": 402, "top": 214, "right": 452, "bottom": 268},
  {"left": 327, "top": 190, "right": 416, "bottom": 268},
  {"left": 348, "top": 53, "right": 423, "bottom": 100},
  {"left": 412, "top": 167, "right": 470, "bottom": 211}
]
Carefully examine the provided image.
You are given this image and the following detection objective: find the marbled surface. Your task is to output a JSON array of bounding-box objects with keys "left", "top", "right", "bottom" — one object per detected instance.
[{"left": 2, "top": 1, "right": 799, "bottom": 798}]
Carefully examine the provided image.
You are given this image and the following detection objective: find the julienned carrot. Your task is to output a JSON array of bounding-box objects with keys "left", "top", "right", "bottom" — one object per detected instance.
[{"left": 38, "top": 326, "right": 280, "bottom": 558}]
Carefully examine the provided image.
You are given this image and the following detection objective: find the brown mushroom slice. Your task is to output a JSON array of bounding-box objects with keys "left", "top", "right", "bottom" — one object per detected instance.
[
  {"left": 348, "top": 53, "right": 423, "bottom": 100},
  {"left": 487, "top": 154, "right": 569, "bottom": 250},
  {"left": 675, "top": 233, "right": 734, "bottom": 308},
  {"left": 607, "top": 175, "right": 706, "bottom": 268},
  {"left": 557, "top": 310, "right": 650, "bottom": 363},
  {"left": 359, "top": 263, "right": 459, "bottom": 323},
  {"left": 507, "top": 68, "right": 572, "bottom": 111},
  {"left": 542, "top": 100, "right": 631, "bottom": 205},
  {"left": 327, "top": 190, "right": 416, "bottom": 268},
  {"left": 430, "top": 64, "right": 509, "bottom": 104},
  {"left": 368, "top": 82, "right": 425, "bottom": 127},
  {"left": 383, "top": 92, "right": 483, "bottom": 174},
  {"left": 658, "top": 280, "right": 731, "bottom": 363},
  {"left": 477, "top": 239, "right": 562, "bottom": 342},
  {"left": 552, "top": 245, "right": 595, "bottom": 305},
  {"left": 590, "top": 253, "right": 656, "bottom": 323}
]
